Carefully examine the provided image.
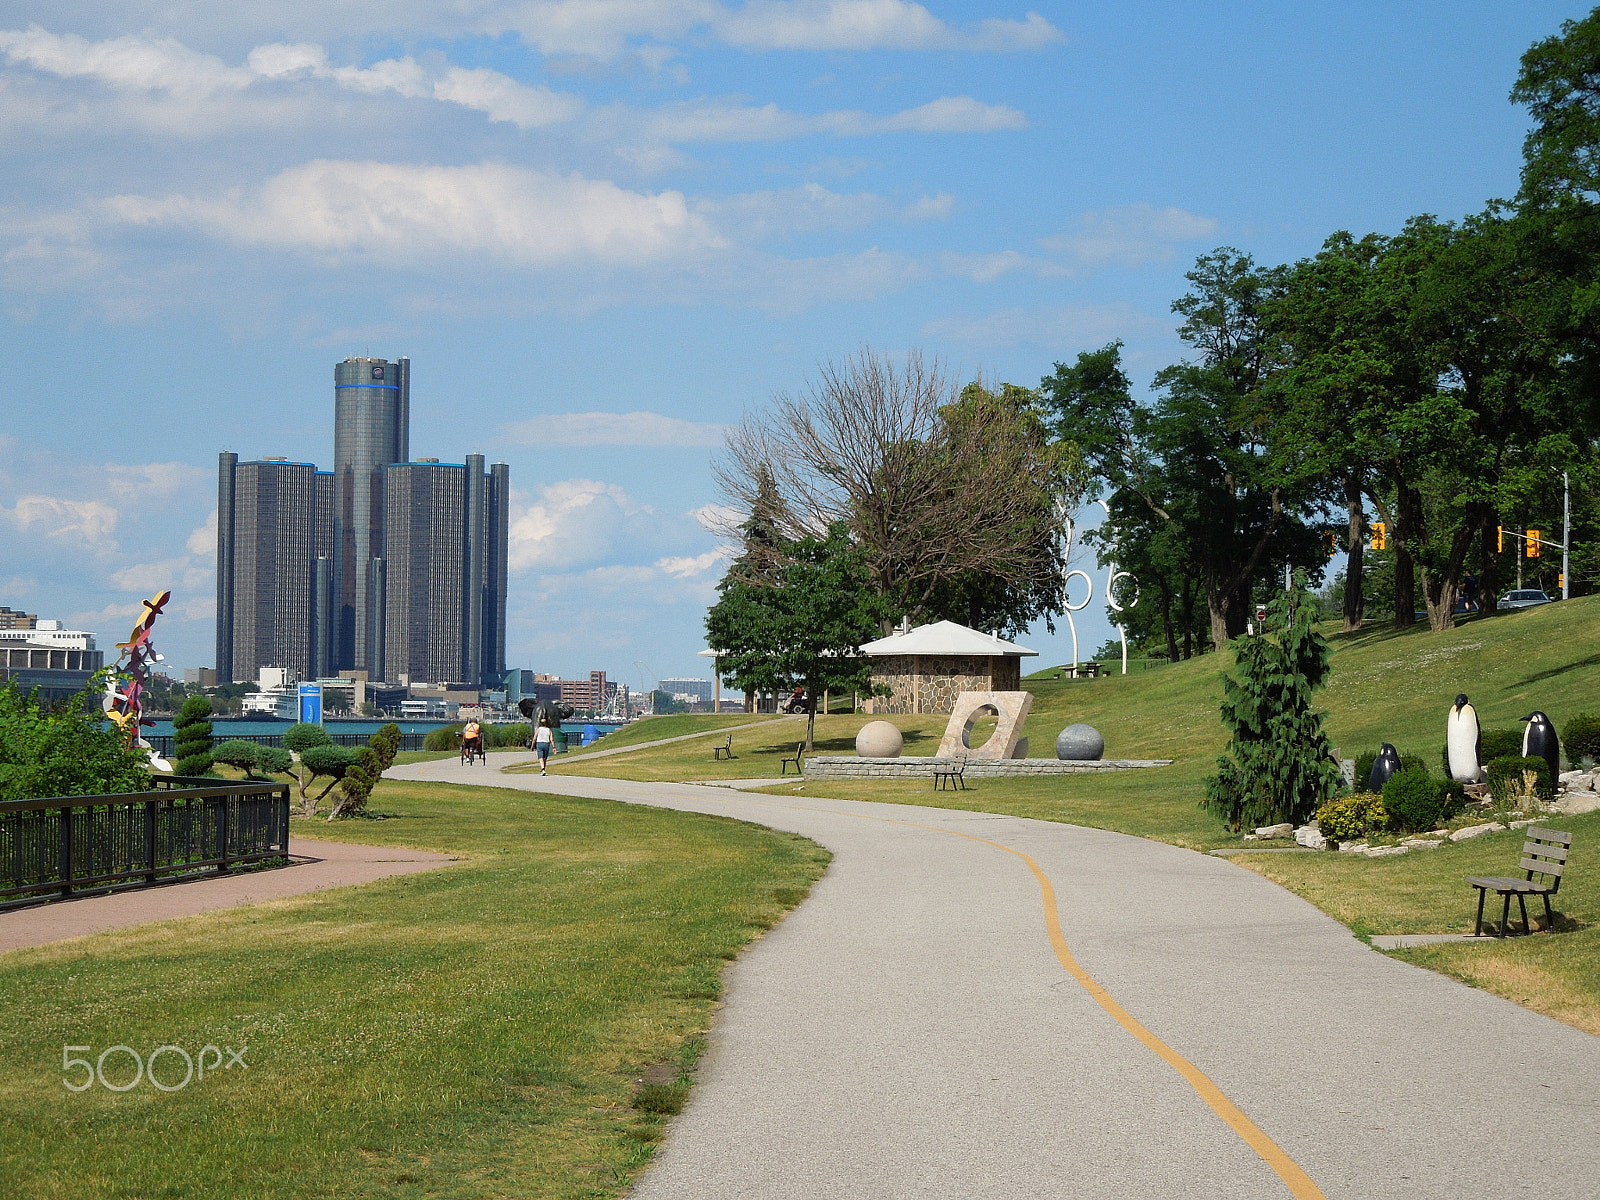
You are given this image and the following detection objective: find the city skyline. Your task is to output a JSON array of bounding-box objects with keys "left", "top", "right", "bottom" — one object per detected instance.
[
  {"left": 0, "top": 4, "right": 1573, "bottom": 683},
  {"left": 215, "top": 357, "right": 510, "bottom": 687}
]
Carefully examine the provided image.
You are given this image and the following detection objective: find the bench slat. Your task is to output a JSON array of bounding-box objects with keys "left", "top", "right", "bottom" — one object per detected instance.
[
  {"left": 1467, "top": 876, "right": 1556, "bottom": 893},
  {"left": 1528, "top": 827, "right": 1573, "bottom": 845},
  {"left": 1519, "top": 857, "right": 1565, "bottom": 876},
  {"left": 1521, "top": 840, "right": 1569, "bottom": 860}
]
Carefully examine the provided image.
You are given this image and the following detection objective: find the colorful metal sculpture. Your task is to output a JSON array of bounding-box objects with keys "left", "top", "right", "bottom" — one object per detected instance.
[{"left": 102, "top": 589, "right": 173, "bottom": 770}]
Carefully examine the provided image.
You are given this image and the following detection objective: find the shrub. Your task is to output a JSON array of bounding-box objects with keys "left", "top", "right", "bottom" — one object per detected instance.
[
  {"left": 1204, "top": 575, "right": 1343, "bottom": 830},
  {"left": 1561, "top": 713, "right": 1600, "bottom": 765},
  {"left": 487, "top": 722, "right": 532, "bottom": 749},
  {"left": 210, "top": 739, "right": 262, "bottom": 772},
  {"left": 299, "top": 744, "right": 359, "bottom": 814},
  {"left": 173, "top": 695, "right": 214, "bottom": 776},
  {"left": 255, "top": 745, "right": 294, "bottom": 776},
  {"left": 1382, "top": 769, "right": 1457, "bottom": 833},
  {"left": 1314, "top": 792, "right": 1388, "bottom": 842},
  {"left": 369, "top": 723, "right": 402, "bottom": 771},
  {"left": 0, "top": 678, "right": 150, "bottom": 801},
  {"left": 422, "top": 725, "right": 462, "bottom": 752},
  {"left": 283, "top": 722, "right": 332, "bottom": 753},
  {"left": 1481, "top": 728, "right": 1523, "bottom": 761},
  {"left": 1486, "top": 755, "right": 1554, "bottom": 805},
  {"left": 329, "top": 746, "right": 381, "bottom": 819}
]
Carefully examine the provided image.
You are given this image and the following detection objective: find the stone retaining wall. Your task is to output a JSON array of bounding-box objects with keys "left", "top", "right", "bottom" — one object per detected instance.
[{"left": 803, "top": 756, "right": 1172, "bottom": 779}]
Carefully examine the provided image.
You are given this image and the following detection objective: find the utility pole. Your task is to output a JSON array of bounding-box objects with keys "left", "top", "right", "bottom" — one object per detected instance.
[{"left": 1563, "top": 470, "right": 1571, "bottom": 600}]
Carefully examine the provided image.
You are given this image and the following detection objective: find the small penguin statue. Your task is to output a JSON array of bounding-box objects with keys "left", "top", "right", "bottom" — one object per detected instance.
[
  {"left": 1368, "top": 743, "right": 1403, "bottom": 793},
  {"left": 1521, "top": 712, "right": 1560, "bottom": 787},
  {"left": 1446, "top": 694, "right": 1484, "bottom": 783}
]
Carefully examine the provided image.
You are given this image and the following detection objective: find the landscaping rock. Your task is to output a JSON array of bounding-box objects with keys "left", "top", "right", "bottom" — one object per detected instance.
[
  {"left": 1255, "top": 823, "right": 1294, "bottom": 840},
  {"left": 1339, "top": 840, "right": 1369, "bottom": 854},
  {"left": 1294, "top": 824, "right": 1328, "bottom": 850},
  {"left": 1450, "top": 823, "right": 1498, "bottom": 842},
  {"left": 1366, "top": 845, "right": 1410, "bottom": 857},
  {"left": 1401, "top": 838, "right": 1444, "bottom": 849},
  {"left": 1556, "top": 793, "right": 1600, "bottom": 816}
]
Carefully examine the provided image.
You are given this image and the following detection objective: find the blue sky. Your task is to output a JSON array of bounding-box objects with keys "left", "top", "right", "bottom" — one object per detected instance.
[{"left": 0, "top": 1, "right": 1579, "bottom": 688}]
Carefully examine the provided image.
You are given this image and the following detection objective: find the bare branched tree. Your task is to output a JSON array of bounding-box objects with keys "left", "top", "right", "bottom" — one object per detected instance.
[{"left": 715, "top": 347, "right": 1074, "bottom": 632}]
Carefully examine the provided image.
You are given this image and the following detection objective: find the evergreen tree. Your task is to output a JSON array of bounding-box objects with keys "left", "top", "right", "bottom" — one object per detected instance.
[
  {"left": 1204, "top": 571, "right": 1343, "bottom": 830},
  {"left": 173, "top": 695, "right": 215, "bottom": 776}
]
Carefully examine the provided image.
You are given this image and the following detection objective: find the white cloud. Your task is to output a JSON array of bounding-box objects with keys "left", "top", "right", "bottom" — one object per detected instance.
[
  {"left": 103, "top": 461, "right": 207, "bottom": 500},
  {"left": 108, "top": 556, "right": 211, "bottom": 594},
  {"left": 2, "top": 494, "right": 120, "bottom": 548},
  {"left": 186, "top": 510, "right": 217, "bottom": 556},
  {"left": 433, "top": 65, "right": 586, "bottom": 129},
  {"left": 628, "top": 94, "right": 1022, "bottom": 144},
  {"left": 0, "top": 26, "right": 252, "bottom": 99},
  {"left": 921, "top": 303, "right": 1162, "bottom": 349},
  {"left": 655, "top": 548, "right": 727, "bottom": 577},
  {"left": 871, "top": 95, "right": 1024, "bottom": 133},
  {"left": 507, "top": 479, "right": 649, "bottom": 571},
  {"left": 696, "top": 182, "right": 947, "bottom": 240},
  {"left": 691, "top": 502, "right": 741, "bottom": 534},
  {"left": 713, "top": 1, "right": 1061, "bottom": 53},
  {"left": 1042, "top": 204, "right": 1219, "bottom": 268},
  {"left": 504, "top": 411, "right": 727, "bottom": 446},
  {"left": 107, "top": 160, "right": 723, "bottom": 266}
]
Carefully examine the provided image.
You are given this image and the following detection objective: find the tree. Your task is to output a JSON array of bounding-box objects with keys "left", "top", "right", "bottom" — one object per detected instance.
[
  {"left": 328, "top": 746, "right": 381, "bottom": 820},
  {"left": 211, "top": 739, "right": 264, "bottom": 775},
  {"left": 173, "top": 695, "right": 214, "bottom": 776},
  {"left": 1204, "top": 571, "right": 1343, "bottom": 831},
  {"left": 716, "top": 348, "right": 1078, "bottom": 634},
  {"left": 370, "top": 723, "right": 402, "bottom": 771},
  {"left": 707, "top": 522, "right": 887, "bottom": 750},
  {"left": 0, "top": 679, "right": 149, "bottom": 801},
  {"left": 299, "top": 744, "right": 357, "bottom": 815},
  {"left": 1513, "top": 8, "right": 1600, "bottom": 206},
  {"left": 283, "top": 721, "right": 333, "bottom": 807}
]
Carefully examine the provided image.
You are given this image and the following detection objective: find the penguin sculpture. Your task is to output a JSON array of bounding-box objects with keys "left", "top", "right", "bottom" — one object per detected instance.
[
  {"left": 1368, "top": 743, "right": 1403, "bottom": 793},
  {"left": 1521, "top": 711, "right": 1560, "bottom": 786},
  {"left": 1446, "top": 694, "right": 1484, "bottom": 783}
]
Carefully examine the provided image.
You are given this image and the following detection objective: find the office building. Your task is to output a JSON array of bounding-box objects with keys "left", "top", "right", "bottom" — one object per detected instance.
[
  {"left": 559, "top": 670, "right": 608, "bottom": 713},
  {"left": 659, "top": 677, "right": 714, "bottom": 704},
  {"left": 0, "top": 618, "right": 104, "bottom": 704},
  {"left": 215, "top": 357, "right": 508, "bottom": 688}
]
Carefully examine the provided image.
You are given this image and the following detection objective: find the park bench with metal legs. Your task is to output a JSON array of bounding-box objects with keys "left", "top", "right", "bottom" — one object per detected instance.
[
  {"left": 712, "top": 733, "right": 735, "bottom": 761},
  {"left": 933, "top": 753, "right": 968, "bottom": 791},
  {"left": 780, "top": 741, "right": 804, "bottom": 775},
  {"left": 1467, "top": 827, "right": 1571, "bottom": 937}
]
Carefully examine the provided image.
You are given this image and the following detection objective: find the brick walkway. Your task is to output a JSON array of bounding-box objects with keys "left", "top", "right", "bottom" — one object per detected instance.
[{"left": 0, "top": 838, "right": 454, "bottom": 953}]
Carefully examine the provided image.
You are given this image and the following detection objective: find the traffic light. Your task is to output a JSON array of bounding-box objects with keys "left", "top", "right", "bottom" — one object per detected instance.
[
  {"left": 1497, "top": 526, "right": 1505, "bottom": 552},
  {"left": 1528, "top": 529, "right": 1540, "bottom": 558},
  {"left": 1322, "top": 530, "right": 1337, "bottom": 558},
  {"left": 1371, "top": 522, "right": 1386, "bottom": 550}
]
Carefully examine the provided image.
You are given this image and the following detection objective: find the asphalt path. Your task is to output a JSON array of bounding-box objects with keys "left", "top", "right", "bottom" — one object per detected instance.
[{"left": 391, "top": 756, "right": 1600, "bottom": 1199}]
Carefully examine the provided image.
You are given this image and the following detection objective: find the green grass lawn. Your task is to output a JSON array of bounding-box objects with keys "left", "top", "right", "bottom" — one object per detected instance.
[{"left": 0, "top": 780, "right": 829, "bottom": 1200}]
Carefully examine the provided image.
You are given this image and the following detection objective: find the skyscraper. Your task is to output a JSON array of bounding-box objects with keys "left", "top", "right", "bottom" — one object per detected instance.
[
  {"left": 332, "top": 357, "right": 407, "bottom": 675},
  {"left": 215, "top": 358, "right": 509, "bottom": 687}
]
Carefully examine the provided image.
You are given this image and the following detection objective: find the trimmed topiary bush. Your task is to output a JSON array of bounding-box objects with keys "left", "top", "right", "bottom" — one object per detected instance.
[
  {"left": 369, "top": 723, "right": 401, "bottom": 771},
  {"left": 299, "top": 744, "right": 359, "bottom": 814},
  {"left": 1561, "top": 713, "right": 1600, "bottom": 766},
  {"left": 1486, "top": 755, "right": 1554, "bottom": 805},
  {"left": 210, "top": 739, "right": 262, "bottom": 773},
  {"left": 329, "top": 746, "right": 381, "bottom": 819},
  {"left": 1481, "top": 728, "right": 1523, "bottom": 762},
  {"left": 255, "top": 745, "right": 294, "bottom": 776},
  {"left": 1314, "top": 792, "right": 1388, "bottom": 842},
  {"left": 173, "top": 695, "right": 214, "bottom": 776}
]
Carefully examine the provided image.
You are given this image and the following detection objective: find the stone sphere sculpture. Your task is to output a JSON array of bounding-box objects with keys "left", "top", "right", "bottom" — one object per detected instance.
[
  {"left": 1056, "top": 723, "right": 1105, "bottom": 761},
  {"left": 856, "top": 720, "right": 904, "bottom": 758}
]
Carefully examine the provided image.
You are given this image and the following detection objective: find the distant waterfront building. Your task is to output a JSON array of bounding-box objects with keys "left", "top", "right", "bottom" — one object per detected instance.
[
  {"left": 183, "top": 667, "right": 218, "bottom": 687},
  {"left": 658, "top": 677, "right": 713, "bottom": 703},
  {"left": 0, "top": 617, "right": 104, "bottom": 704},
  {"left": 559, "top": 670, "right": 609, "bottom": 713},
  {"left": 215, "top": 357, "right": 508, "bottom": 688},
  {"left": 0, "top": 605, "right": 36, "bottom": 630}
]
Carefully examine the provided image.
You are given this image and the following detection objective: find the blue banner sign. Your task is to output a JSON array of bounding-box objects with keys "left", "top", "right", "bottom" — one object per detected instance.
[{"left": 298, "top": 683, "right": 323, "bottom": 725}]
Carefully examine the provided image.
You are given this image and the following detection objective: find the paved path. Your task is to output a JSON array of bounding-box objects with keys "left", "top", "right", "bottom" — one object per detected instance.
[
  {"left": 392, "top": 757, "right": 1600, "bottom": 1199},
  {"left": 0, "top": 840, "right": 454, "bottom": 953},
  {"left": 558, "top": 715, "right": 802, "bottom": 763}
]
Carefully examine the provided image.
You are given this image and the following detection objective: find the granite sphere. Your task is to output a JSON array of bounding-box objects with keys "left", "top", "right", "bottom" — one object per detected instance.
[
  {"left": 1055, "top": 723, "right": 1105, "bottom": 761},
  {"left": 856, "top": 721, "right": 904, "bottom": 758}
]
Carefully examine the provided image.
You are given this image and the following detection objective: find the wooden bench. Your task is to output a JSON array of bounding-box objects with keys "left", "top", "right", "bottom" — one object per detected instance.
[
  {"left": 712, "top": 733, "right": 735, "bottom": 761},
  {"left": 780, "top": 741, "right": 804, "bottom": 775},
  {"left": 933, "top": 753, "right": 968, "bottom": 791},
  {"left": 1467, "top": 826, "right": 1571, "bottom": 937}
]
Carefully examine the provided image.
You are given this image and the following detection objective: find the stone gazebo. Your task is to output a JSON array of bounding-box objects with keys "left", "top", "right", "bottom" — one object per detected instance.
[{"left": 859, "top": 621, "right": 1037, "bottom": 714}]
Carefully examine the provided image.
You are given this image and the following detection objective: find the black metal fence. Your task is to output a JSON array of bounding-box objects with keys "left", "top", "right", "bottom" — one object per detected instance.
[
  {"left": 0, "top": 779, "right": 290, "bottom": 906},
  {"left": 146, "top": 731, "right": 431, "bottom": 756}
]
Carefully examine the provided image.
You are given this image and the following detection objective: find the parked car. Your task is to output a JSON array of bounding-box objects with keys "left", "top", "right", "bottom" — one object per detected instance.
[{"left": 1499, "top": 589, "right": 1553, "bottom": 610}]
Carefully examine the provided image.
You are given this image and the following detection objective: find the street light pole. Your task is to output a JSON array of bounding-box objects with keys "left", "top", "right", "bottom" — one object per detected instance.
[{"left": 1564, "top": 470, "right": 1571, "bottom": 601}]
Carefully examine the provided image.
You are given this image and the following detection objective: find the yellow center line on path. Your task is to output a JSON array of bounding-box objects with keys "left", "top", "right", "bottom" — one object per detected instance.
[{"left": 735, "top": 794, "right": 1330, "bottom": 1200}]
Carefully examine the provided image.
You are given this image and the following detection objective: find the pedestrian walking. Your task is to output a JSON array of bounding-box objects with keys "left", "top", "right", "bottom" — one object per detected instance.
[{"left": 534, "top": 718, "right": 553, "bottom": 775}]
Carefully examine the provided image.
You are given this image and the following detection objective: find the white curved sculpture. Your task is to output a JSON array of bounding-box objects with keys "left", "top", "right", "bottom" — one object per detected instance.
[{"left": 1059, "top": 500, "right": 1139, "bottom": 675}]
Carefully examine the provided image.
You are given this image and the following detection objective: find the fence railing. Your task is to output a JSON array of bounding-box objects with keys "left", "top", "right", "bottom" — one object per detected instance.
[
  {"left": 145, "top": 732, "right": 431, "bottom": 756},
  {"left": 0, "top": 780, "right": 290, "bottom": 906}
]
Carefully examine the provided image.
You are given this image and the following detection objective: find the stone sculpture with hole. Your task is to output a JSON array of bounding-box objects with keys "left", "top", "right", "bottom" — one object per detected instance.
[{"left": 936, "top": 691, "right": 1033, "bottom": 759}]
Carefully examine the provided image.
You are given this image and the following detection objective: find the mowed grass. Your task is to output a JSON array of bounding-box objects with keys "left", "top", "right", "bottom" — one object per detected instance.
[
  {"left": 0, "top": 779, "right": 829, "bottom": 1200},
  {"left": 1233, "top": 811, "right": 1600, "bottom": 1035}
]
